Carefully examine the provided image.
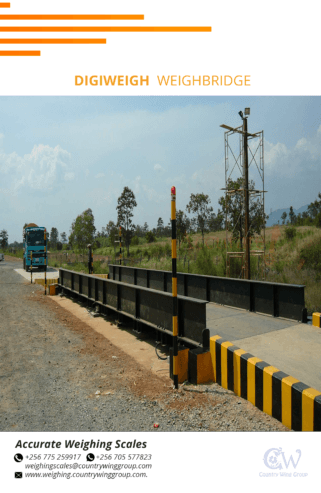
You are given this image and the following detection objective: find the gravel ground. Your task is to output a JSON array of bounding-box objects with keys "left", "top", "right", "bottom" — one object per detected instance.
[{"left": 0, "top": 257, "right": 288, "bottom": 432}]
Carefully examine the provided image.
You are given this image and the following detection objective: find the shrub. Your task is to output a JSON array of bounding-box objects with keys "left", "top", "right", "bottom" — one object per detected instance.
[
  {"left": 274, "top": 260, "right": 286, "bottom": 274},
  {"left": 93, "top": 260, "right": 109, "bottom": 274},
  {"left": 285, "top": 226, "right": 297, "bottom": 240},
  {"left": 145, "top": 231, "right": 156, "bottom": 243},
  {"left": 150, "top": 244, "right": 164, "bottom": 258},
  {"left": 164, "top": 243, "right": 171, "bottom": 256},
  {"left": 300, "top": 238, "right": 321, "bottom": 275},
  {"left": 191, "top": 246, "right": 217, "bottom": 276},
  {"left": 131, "top": 235, "right": 139, "bottom": 246}
]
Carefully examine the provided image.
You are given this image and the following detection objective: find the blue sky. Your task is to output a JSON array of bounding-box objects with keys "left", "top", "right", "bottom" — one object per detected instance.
[{"left": 1, "top": 96, "right": 321, "bottom": 242}]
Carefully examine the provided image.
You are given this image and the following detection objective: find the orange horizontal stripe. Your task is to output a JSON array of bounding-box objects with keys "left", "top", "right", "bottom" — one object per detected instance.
[
  {"left": 0, "top": 38, "right": 106, "bottom": 44},
  {"left": 0, "top": 3, "right": 10, "bottom": 7},
  {"left": 0, "top": 14, "right": 144, "bottom": 20},
  {"left": 0, "top": 50, "right": 40, "bottom": 55},
  {"left": 0, "top": 26, "right": 212, "bottom": 32}
]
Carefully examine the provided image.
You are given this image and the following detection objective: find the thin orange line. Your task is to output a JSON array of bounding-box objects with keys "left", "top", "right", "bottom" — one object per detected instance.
[
  {"left": 0, "top": 3, "right": 10, "bottom": 7},
  {"left": 0, "top": 38, "right": 106, "bottom": 44},
  {"left": 0, "top": 26, "right": 212, "bottom": 32},
  {"left": 0, "top": 14, "right": 144, "bottom": 20},
  {"left": 0, "top": 50, "right": 40, "bottom": 55}
]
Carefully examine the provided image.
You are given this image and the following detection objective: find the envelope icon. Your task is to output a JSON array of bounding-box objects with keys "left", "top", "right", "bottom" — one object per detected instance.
[{"left": 15, "top": 472, "right": 23, "bottom": 479}]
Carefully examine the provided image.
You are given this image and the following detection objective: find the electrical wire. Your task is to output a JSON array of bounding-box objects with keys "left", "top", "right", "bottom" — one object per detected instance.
[{"left": 155, "top": 342, "right": 168, "bottom": 361}]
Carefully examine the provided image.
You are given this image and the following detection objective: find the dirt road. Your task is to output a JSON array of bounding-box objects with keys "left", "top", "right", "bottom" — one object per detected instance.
[{"left": 0, "top": 256, "right": 287, "bottom": 432}]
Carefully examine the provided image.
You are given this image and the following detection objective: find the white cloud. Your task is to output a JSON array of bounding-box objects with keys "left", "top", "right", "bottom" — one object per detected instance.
[
  {"left": 95, "top": 172, "right": 105, "bottom": 179},
  {"left": 154, "top": 163, "right": 164, "bottom": 172},
  {"left": 133, "top": 175, "right": 141, "bottom": 194},
  {"left": 0, "top": 142, "right": 72, "bottom": 194},
  {"left": 142, "top": 184, "right": 163, "bottom": 202},
  {"left": 264, "top": 128, "right": 321, "bottom": 176},
  {"left": 64, "top": 172, "right": 75, "bottom": 181}
]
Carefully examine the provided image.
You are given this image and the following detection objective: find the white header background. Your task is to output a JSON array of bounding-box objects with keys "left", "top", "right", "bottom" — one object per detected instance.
[{"left": 0, "top": 0, "right": 319, "bottom": 95}]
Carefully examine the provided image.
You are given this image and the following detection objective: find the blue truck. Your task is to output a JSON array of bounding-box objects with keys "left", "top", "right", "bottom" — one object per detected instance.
[{"left": 23, "top": 224, "right": 47, "bottom": 272}]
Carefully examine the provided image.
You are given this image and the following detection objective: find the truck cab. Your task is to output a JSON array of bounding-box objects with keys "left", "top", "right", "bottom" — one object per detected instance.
[{"left": 23, "top": 227, "right": 47, "bottom": 271}]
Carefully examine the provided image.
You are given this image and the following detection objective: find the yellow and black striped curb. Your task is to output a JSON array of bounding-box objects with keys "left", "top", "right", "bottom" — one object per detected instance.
[
  {"left": 186, "top": 335, "right": 321, "bottom": 431},
  {"left": 312, "top": 312, "right": 321, "bottom": 328}
]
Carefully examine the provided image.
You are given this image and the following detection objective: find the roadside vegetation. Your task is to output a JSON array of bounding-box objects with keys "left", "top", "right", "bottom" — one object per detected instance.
[{"left": 3, "top": 190, "right": 321, "bottom": 314}]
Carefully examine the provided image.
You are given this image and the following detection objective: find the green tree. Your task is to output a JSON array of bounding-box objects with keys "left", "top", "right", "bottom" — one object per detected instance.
[
  {"left": 305, "top": 192, "right": 321, "bottom": 227},
  {"left": 186, "top": 193, "right": 213, "bottom": 246},
  {"left": 145, "top": 231, "right": 156, "bottom": 243},
  {"left": 315, "top": 212, "right": 321, "bottom": 228},
  {"left": 134, "top": 224, "right": 144, "bottom": 238},
  {"left": 281, "top": 212, "right": 287, "bottom": 225},
  {"left": 218, "top": 178, "right": 267, "bottom": 248},
  {"left": 289, "top": 206, "right": 296, "bottom": 225},
  {"left": 176, "top": 210, "right": 190, "bottom": 247},
  {"left": 69, "top": 208, "right": 96, "bottom": 252},
  {"left": 157, "top": 217, "right": 164, "bottom": 237},
  {"left": 208, "top": 210, "right": 224, "bottom": 231},
  {"left": 0, "top": 229, "right": 8, "bottom": 249},
  {"left": 50, "top": 227, "right": 59, "bottom": 249},
  {"left": 301, "top": 210, "right": 313, "bottom": 226},
  {"left": 307, "top": 192, "right": 321, "bottom": 219},
  {"left": 116, "top": 187, "right": 137, "bottom": 256},
  {"left": 131, "top": 235, "right": 139, "bottom": 246},
  {"left": 60, "top": 232, "right": 67, "bottom": 244},
  {"left": 106, "top": 220, "right": 118, "bottom": 252}
]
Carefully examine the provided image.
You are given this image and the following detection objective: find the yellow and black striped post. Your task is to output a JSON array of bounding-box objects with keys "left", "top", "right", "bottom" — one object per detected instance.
[
  {"left": 44, "top": 229, "right": 47, "bottom": 295},
  {"left": 171, "top": 186, "right": 178, "bottom": 389},
  {"left": 119, "top": 226, "right": 122, "bottom": 265},
  {"left": 30, "top": 250, "right": 33, "bottom": 284}
]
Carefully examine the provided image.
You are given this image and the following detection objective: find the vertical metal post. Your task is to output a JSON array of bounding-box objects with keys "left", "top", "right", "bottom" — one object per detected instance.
[
  {"left": 88, "top": 244, "right": 92, "bottom": 274},
  {"left": 171, "top": 186, "right": 178, "bottom": 389},
  {"left": 224, "top": 131, "right": 228, "bottom": 276},
  {"left": 119, "top": 226, "right": 122, "bottom": 265},
  {"left": 91, "top": 250, "right": 94, "bottom": 274},
  {"left": 261, "top": 131, "right": 266, "bottom": 280},
  {"left": 243, "top": 117, "right": 250, "bottom": 280},
  {"left": 44, "top": 229, "right": 47, "bottom": 295},
  {"left": 30, "top": 250, "right": 33, "bottom": 284}
]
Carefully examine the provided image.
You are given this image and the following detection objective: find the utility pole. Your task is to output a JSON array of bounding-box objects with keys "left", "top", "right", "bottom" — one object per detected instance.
[{"left": 243, "top": 115, "right": 250, "bottom": 280}]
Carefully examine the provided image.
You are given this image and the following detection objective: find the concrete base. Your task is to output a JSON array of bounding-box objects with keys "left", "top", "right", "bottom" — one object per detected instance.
[
  {"left": 188, "top": 348, "right": 213, "bottom": 385},
  {"left": 15, "top": 267, "right": 59, "bottom": 282},
  {"left": 170, "top": 346, "right": 189, "bottom": 384}
]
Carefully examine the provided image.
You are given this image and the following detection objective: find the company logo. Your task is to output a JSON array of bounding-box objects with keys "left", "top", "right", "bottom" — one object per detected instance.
[
  {"left": 259, "top": 448, "right": 308, "bottom": 478},
  {"left": 263, "top": 447, "right": 301, "bottom": 470}
]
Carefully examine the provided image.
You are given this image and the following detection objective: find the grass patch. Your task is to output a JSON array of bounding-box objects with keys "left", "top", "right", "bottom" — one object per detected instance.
[{"left": 41, "top": 225, "right": 321, "bottom": 313}]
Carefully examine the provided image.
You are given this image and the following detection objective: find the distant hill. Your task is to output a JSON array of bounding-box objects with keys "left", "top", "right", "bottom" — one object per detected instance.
[{"left": 266, "top": 204, "right": 309, "bottom": 227}]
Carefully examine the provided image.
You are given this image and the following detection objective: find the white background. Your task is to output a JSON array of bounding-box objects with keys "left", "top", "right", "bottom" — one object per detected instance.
[{"left": 0, "top": 0, "right": 319, "bottom": 95}]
